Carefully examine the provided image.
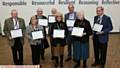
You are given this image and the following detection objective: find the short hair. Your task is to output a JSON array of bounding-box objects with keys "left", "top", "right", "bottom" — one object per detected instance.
[
  {"left": 68, "top": 3, "right": 74, "bottom": 8},
  {"left": 96, "top": 6, "right": 104, "bottom": 11},
  {"left": 11, "top": 9, "right": 18, "bottom": 14}
]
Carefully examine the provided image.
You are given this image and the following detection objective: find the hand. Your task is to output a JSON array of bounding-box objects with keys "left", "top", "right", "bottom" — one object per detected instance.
[
  {"left": 83, "top": 33, "right": 87, "bottom": 35},
  {"left": 96, "top": 31, "right": 104, "bottom": 35}
]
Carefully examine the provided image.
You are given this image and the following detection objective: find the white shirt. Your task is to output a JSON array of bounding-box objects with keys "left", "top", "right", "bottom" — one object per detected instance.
[{"left": 13, "top": 18, "right": 19, "bottom": 29}]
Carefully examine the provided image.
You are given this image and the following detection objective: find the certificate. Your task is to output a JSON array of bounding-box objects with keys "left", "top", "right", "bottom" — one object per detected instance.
[
  {"left": 53, "top": 29, "right": 65, "bottom": 38},
  {"left": 71, "top": 27, "right": 84, "bottom": 37},
  {"left": 32, "top": 31, "right": 44, "bottom": 40},
  {"left": 38, "top": 19, "right": 48, "bottom": 26},
  {"left": 48, "top": 15, "right": 56, "bottom": 23},
  {"left": 66, "top": 19, "right": 75, "bottom": 27},
  {"left": 93, "top": 23, "right": 103, "bottom": 32},
  {"left": 10, "top": 29, "right": 22, "bottom": 39}
]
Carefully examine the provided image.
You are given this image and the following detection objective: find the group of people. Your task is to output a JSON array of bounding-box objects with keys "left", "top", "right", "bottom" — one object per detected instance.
[{"left": 3, "top": 3, "right": 113, "bottom": 68}]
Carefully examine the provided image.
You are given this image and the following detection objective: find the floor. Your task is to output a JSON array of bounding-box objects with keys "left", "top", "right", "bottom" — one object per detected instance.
[{"left": 0, "top": 34, "right": 120, "bottom": 68}]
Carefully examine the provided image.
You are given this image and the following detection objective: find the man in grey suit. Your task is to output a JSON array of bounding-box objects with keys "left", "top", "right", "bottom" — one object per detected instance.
[
  {"left": 3, "top": 9, "right": 26, "bottom": 65},
  {"left": 65, "top": 3, "right": 77, "bottom": 61}
]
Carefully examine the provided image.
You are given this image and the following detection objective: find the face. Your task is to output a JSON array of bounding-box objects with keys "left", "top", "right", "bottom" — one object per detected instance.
[
  {"left": 68, "top": 5, "right": 74, "bottom": 13},
  {"left": 51, "top": 8, "right": 57, "bottom": 15},
  {"left": 56, "top": 16, "right": 62, "bottom": 22},
  {"left": 37, "top": 9, "right": 43, "bottom": 16},
  {"left": 77, "top": 12, "right": 84, "bottom": 20},
  {"left": 11, "top": 10, "right": 18, "bottom": 18},
  {"left": 96, "top": 7, "right": 104, "bottom": 16},
  {"left": 31, "top": 16, "right": 37, "bottom": 25}
]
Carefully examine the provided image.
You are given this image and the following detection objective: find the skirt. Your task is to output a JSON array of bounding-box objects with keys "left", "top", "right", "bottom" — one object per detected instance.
[{"left": 73, "top": 41, "right": 89, "bottom": 60}]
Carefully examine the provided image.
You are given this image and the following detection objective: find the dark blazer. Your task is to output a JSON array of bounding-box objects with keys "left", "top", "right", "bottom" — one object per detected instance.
[
  {"left": 72, "top": 19, "right": 92, "bottom": 42},
  {"left": 50, "top": 21, "right": 68, "bottom": 41},
  {"left": 93, "top": 15, "right": 113, "bottom": 43},
  {"left": 65, "top": 12, "right": 77, "bottom": 21}
]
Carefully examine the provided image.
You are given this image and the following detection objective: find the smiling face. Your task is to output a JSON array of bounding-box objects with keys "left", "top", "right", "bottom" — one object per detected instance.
[
  {"left": 55, "top": 12, "right": 63, "bottom": 22},
  {"left": 37, "top": 8, "right": 43, "bottom": 16},
  {"left": 31, "top": 16, "right": 38, "bottom": 25},
  {"left": 11, "top": 9, "right": 18, "bottom": 18},
  {"left": 77, "top": 11, "right": 84, "bottom": 20}
]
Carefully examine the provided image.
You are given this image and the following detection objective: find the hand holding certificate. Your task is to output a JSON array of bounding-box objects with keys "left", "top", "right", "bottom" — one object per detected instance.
[
  {"left": 53, "top": 29, "right": 65, "bottom": 38},
  {"left": 66, "top": 19, "right": 75, "bottom": 27},
  {"left": 71, "top": 27, "right": 84, "bottom": 37},
  {"left": 48, "top": 15, "right": 56, "bottom": 23},
  {"left": 93, "top": 23, "right": 103, "bottom": 32},
  {"left": 10, "top": 29, "right": 22, "bottom": 39},
  {"left": 32, "top": 31, "right": 44, "bottom": 40},
  {"left": 38, "top": 19, "right": 48, "bottom": 26}
]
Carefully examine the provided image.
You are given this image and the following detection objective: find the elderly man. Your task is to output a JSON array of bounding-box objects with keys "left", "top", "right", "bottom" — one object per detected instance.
[
  {"left": 3, "top": 9, "right": 26, "bottom": 65},
  {"left": 92, "top": 6, "right": 113, "bottom": 68},
  {"left": 64, "top": 3, "right": 77, "bottom": 61}
]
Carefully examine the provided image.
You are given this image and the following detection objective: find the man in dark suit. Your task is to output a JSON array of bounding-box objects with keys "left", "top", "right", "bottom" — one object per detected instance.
[
  {"left": 92, "top": 6, "right": 113, "bottom": 68},
  {"left": 3, "top": 9, "right": 26, "bottom": 65},
  {"left": 64, "top": 3, "right": 77, "bottom": 61}
]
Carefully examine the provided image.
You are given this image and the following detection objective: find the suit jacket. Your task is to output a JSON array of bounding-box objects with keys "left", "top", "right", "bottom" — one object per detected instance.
[
  {"left": 3, "top": 17, "right": 26, "bottom": 47},
  {"left": 64, "top": 12, "right": 77, "bottom": 33},
  {"left": 93, "top": 15, "right": 113, "bottom": 43},
  {"left": 64, "top": 12, "right": 77, "bottom": 21}
]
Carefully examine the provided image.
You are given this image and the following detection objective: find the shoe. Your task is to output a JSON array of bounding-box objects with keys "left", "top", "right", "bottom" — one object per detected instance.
[
  {"left": 73, "top": 63, "right": 80, "bottom": 68},
  {"left": 65, "top": 57, "right": 71, "bottom": 62},
  {"left": 51, "top": 56, "right": 55, "bottom": 60},
  {"left": 100, "top": 65, "right": 105, "bottom": 68},
  {"left": 91, "top": 62, "right": 100, "bottom": 67},
  {"left": 54, "top": 56, "right": 59, "bottom": 67},
  {"left": 60, "top": 55, "right": 63, "bottom": 67}
]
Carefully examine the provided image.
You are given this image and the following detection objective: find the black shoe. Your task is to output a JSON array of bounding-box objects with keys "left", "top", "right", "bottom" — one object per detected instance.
[
  {"left": 65, "top": 57, "right": 71, "bottom": 62},
  {"left": 91, "top": 62, "right": 100, "bottom": 67},
  {"left": 51, "top": 56, "right": 55, "bottom": 60},
  {"left": 54, "top": 56, "right": 59, "bottom": 67},
  {"left": 83, "top": 60, "right": 87, "bottom": 68},
  {"left": 100, "top": 65, "right": 105, "bottom": 68},
  {"left": 60, "top": 55, "right": 63, "bottom": 67},
  {"left": 74, "top": 63, "right": 80, "bottom": 68},
  {"left": 41, "top": 56, "right": 45, "bottom": 60}
]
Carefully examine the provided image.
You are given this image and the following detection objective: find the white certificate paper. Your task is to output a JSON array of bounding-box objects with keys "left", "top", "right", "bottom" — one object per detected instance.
[
  {"left": 48, "top": 15, "right": 56, "bottom": 23},
  {"left": 32, "top": 31, "right": 44, "bottom": 40},
  {"left": 38, "top": 19, "right": 48, "bottom": 26},
  {"left": 10, "top": 29, "right": 22, "bottom": 39},
  {"left": 71, "top": 27, "right": 84, "bottom": 37},
  {"left": 66, "top": 19, "right": 75, "bottom": 27},
  {"left": 53, "top": 29, "right": 65, "bottom": 38},
  {"left": 93, "top": 23, "right": 103, "bottom": 32}
]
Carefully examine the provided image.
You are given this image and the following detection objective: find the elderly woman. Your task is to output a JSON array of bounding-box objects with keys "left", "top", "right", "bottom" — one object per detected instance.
[
  {"left": 72, "top": 11, "right": 92, "bottom": 68},
  {"left": 26, "top": 16, "right": 45, "bottom": 66},
  {"left": 49, "top": 12, "right": 68, "bottom": 67}
]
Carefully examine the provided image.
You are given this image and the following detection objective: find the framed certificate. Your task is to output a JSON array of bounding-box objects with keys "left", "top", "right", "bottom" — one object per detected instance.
[
  {"left": 32, "top": 31, "right": 44, "bottom": 40},
  {"left": 10, "top": 29, "right": 22, "bottom": 39},
  {"left": 93, "top": 23, "right": 103, "bottom": 32},
  {"left": 71, "top": 27, "right": 84, "bottom": 37},
  {"left": 66, "top": 19, "right": 75, "bottom": 27},
  {"left": 53, "top": 29, "right": 65, "bottom": 38},
  {"left": 48, "top": 15, "right": 56, "bottom": 23},
  {"left": 38, "top": 19, "right": 48, "bottom": 26}
]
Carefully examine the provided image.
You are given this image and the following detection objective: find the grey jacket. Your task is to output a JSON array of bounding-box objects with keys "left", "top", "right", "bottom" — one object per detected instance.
[{"left": 26, "top": 25, "right": 44, "bottom": 45}]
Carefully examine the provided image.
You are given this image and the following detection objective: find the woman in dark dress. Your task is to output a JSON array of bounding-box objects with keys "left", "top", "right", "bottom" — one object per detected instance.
[
  {"left": 72, "top": 11, "right": 92, "bottom": 68},
  {"left": 50, "top": 12, "right": 68, "bottom": 67}
]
